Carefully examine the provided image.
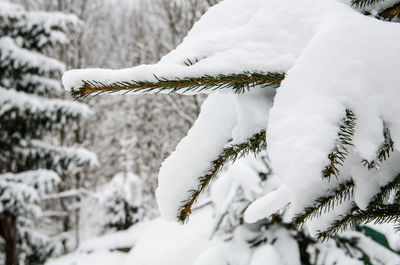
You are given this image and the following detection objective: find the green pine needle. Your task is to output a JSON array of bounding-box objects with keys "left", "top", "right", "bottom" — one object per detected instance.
[
  {"left": 177, "top": 130, "right": 266, "bottom": 223},
  {"left": 362, "top": 124, "right": 394, "bottom": 170},
  {"left": 351, "top": 0, "right": 384, "bottom": 8},
  {"left": 318, "top": 204, "right": 400, "bottom": 240},
  {"left": 292, "top": 181, "right": 355, "bottom": 227},
  {"left": 322, "top": 109, "right": 356, "bottom": 180},
  {"left": 366, "top": 174, "right": 400, "bottom": 211},
  {"left": 70, "top": 72, "right": 285, "bottom": 98}
]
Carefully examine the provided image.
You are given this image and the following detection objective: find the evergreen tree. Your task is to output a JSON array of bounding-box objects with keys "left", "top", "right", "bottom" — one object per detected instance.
[
  {"left": 101, "top": 171, "right": 143, "bottom": 231},
  {"left": 64, "top": 0, "right": 400, "bottom": 243},
  {"left": 0, "top": 2, "right": 95, "bottom": 264}
]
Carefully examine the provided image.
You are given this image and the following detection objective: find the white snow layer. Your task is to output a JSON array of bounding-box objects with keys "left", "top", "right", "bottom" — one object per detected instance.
[
  {"left": 46, "top": 205, "right": 399, "bottom": 265},
  {"left": 259, "top": 0, "right": 400, "bottom": 227},
  {"left": 0, "top": 1, "right": 24, "bottom": 20},
  {"left": 0, "top": 1, "right": 79, "bottom": 47},
  {"left": 30, "top": 140, "right": 99, "bottom": 169},
  {"left": 267, "top": 4, "right": 400, "bottom": 189},
  {"left": 0, "top": 170, "right": 60, "bottom": 216},
  {"left": 102, "top": 172, "right": 143, "bottom": 204},
  {"left": 156, "top": 93, "right": 238, "bottom": 221},
  {"left": 0, "top": 37, "right": 65, "bottom": 74},
  {"left": 63, "top": 0, "right": 400, "bottom": 227},
  {"left": 62, "top": 0, "right": 323, "bottom": 92},
  {"left": 157, "top": 89, "right": 270, "bottom": 221},
  {"left": 47, "top": 209, "right": 215, "bottom": 265},
  {"left": 0, "top": 87, "right": 92, "bottom": 118}
]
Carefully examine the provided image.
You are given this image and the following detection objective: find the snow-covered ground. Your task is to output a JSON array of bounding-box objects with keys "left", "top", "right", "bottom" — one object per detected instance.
[{"left": 47, "top": 208, "right": 215, "bottom": 265}]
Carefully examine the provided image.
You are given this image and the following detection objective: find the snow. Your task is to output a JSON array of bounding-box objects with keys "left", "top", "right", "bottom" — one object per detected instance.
[
  {"left": 0, "top": 1, "right": 23, "bottom": 20},
  {"left": 101, "top": 172, "right": 143, "bottom": 204},
  {"left": 156, "top": 88, "right": 272, "bottom": 221},
  {"left": 249, "top": 244, "right": 282, "bottom": 265},
  {"left": 62, "top": 0, "right": 326, "bottom": 93},
  {"left": 23, "top": 11, "right": 80, "bottom": 48},
  {"left": 368, "top": 223, "right": 400, "bottom": 251},
  {"left": 0, "top": 2, "right": 98, "bottom": 263},
  {"left": 60, "top": 0, "right": 400, "bottom": 248},
  {"left": 0, "top": 180, "right": 39, "bottom": 216},
  {"left": 227, "top": 158, "right": 263, "bottom": 198},
  {"left": 0, "top": 1, "right": 80, "bottom": 49},
  {"left": 47, "top": 154, "right": 400, "bottom": 265},
  {"left": 47, "top": 209, "right": 216, "bottom": 265},
  {"left": 30, "top": 140, "right": 99, "bottom": 169},
  {"left": 210, "top": 168, "right": 235, "bottom": 214},
  {"left": 342, "top": 231, "right": 400, "bottom": 265},
  {"left": 49, "top": 251, "right": 127, "bottom": 265},
  {"left": 0, "top": 37, "right": 65, "bottom": 74},
  {"left": 0, "top": 87, "right": 92, "bottom": 119},
  {"left": 25, "top": 12, "right": 80, "bottom": 35},
  {"left": 99, "top": 171, "right": 144, "bottom": 228},
  {"left": 19, "top": 75, "right": 62, "bottom": 94},
  {"left": 307, "top": 199, "right": 354, "bottom": 237},
  {"left": 0, "top": 170, "right": 60, "bottom": 217},
  {"left": 246, "top": 152, "right": 400, "bottom": 236},
  {"left": 272, "top": 228, "right": 301, "bottom": 265},
  {"left": 268, "top": 5, "right": 400, "bottom": 190},
  {"left": 244, "top": 185, "right": 290, "bottom": 223},
  {"left": 231, "top": 87, "right": 273, "bottom": 144},
  {"left": 7, "top": 170, "right": 60, "bottom": 195},
  {"left": 156, "top": 92, "right": 237, "bottom": 221},
  {"left": 262, "top": 5, "right": 400, "bottom": 227},
  {"left": 193, "top": 243, "right": 233, "bottom": 265}
]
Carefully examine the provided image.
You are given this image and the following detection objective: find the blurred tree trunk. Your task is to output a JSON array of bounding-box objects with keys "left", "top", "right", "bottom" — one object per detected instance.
[{"left": 0, "top": 213, "right": 18, "bottom": 265}]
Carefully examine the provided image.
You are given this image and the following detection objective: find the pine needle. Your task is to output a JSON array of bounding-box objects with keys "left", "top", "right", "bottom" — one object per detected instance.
[
  {"left": 322, "top": 109, "right": 356, "bottom": 180},
  {"left": 70, "top": 72, "right": 285, "bottom": 98},
  {"left": 177, "top": 130, "right": 266, "bottom": 222}
]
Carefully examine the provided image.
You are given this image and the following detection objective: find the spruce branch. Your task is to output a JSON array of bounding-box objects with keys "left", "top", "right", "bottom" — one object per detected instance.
[
  {"left": 317, "top": 205, "right": 361, "bottom": 240},
  {"left": 310, "top": 173, "right": 400, "bottom": 240},
  {"left": 292, "top": 181, "right": 355, "bottom": 227},
  {"left": 362, "top": 124, "right": 394, "bottom": 170},
  {"left": 318, "top": 204, "right": 400, "bottom": 240},
  {"left": 322, "top": 109, "right": 356, "bottom": 180},
  {"left": 177, "top": 130, "right": 266, "bottom": 223},
  {"left": 351, "top": 0, "right": 385, "bottom": 8},
  {"left": 379, "top": 2, "right": 400, "bottom": 21},
  {"left": 352, "top": 0, "right": 400, "bottom": 21},
  {"left": 366, "top": 173, "right": 400, "bottom": 211},
  {"left": 70, "top": 72, "right": 285, "bottom": 98}
]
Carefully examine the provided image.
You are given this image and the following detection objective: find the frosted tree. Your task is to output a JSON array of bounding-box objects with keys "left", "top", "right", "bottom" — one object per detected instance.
[
  {"left": 64, "top": 0, "right": 400, "bottom": 243},
  {"left": 0, "top": 2, "right": 96, "bottom": 265},
  {"left": 101, "top": 172, "right": 143, "bottom": 231}
]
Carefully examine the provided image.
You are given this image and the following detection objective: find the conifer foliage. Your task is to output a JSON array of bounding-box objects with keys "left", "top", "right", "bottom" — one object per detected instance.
[
  {"left": 201, "top": 156, "right": 400, "bottom": 265},
  {"left": 64, "top": 0, "right": 400, "bottom": 242},
  {"left": 101, "top": 172, "right": 143, "bottom": 231},
  {"left": 0, "top": 2, "right": 95, "bottom": 265}
]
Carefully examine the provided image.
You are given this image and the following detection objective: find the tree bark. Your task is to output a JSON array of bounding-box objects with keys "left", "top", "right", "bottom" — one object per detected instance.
[{"left": 0, "top": 213, "right": 18, "bottom": 265}]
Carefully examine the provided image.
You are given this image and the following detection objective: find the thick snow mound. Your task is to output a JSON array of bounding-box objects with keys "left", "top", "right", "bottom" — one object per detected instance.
[
  {"left": 268, "top": 9, "right": 400, "bottom": 189},
  {"left": 156, "top": 93, "right": 237, "bottom": 221},
  {"left": 63, "top": 0, "right": 335, "bottom": 92}
]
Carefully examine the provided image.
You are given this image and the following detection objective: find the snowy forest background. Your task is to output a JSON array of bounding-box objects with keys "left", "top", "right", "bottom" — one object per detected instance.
[
  {"left": 2, "top": 0, "right": 212, "bottom": 263},
  {"left": 2, "top": 0, "right": 400, "bottom": 264}
]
